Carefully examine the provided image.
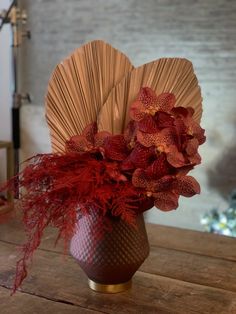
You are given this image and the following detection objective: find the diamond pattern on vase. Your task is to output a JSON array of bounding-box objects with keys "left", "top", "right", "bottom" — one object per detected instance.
[{"left": 70, "top": 212, "right": 149, "bottom": 284}]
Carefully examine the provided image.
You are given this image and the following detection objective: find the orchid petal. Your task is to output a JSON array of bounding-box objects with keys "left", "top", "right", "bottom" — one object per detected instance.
[
  {"left": 130, "top": 100, "right": 146, "bottom": 121},
  {"left": 128, "top": 143, "right": 156, "bottom": 168},
  {"left": 155, "top": 111, "right": 174, "bottom": 128},
  {"left": 146, "top": 153, "right": 170, "bottom": 179},
  {"left": 166, "top": 147, "right": 186, "bottom": 168},
  {"left": 173, "top": 175, "right": 200, "bottom": 197},
  {"left": 138, "top": 115, "right": 159, "bottom": 133},
  {"left": 103, "top": 135, "right": 128, "bottom": 161},
  {"left": 153, "top": 191, "right": 179, "bottom": 211},
  {"left": 186, "top": 138, "right": 199, "bottom": 156},
  {"left": 137, "top": 130, "right": 157, "bottom": 147},
  {"left": 138, "top": 87, "right": 158, "bottom": 108},
  {"left": 156, "top": 92, "right": 176, "bottom": 112},
  {"left": 132, "top": 169, "right": 148, "bottom": 188},
  {"left": 153, "top": 175, "right": 175, "bottom": 192},
  {"left": 65, "top": 135, "right": 93, "bottom": 153},
  {"left": 155, "top": 128, "right": 179, "bottom": 149},
  {"left": 82, "top": 122, "right": 98, "bottom": 144},
  {"left": 94, "top": 131, "right": 111, "bottom": 147},
  {"left": 188, "top": 152, "right": 201, "bottom": 165}
]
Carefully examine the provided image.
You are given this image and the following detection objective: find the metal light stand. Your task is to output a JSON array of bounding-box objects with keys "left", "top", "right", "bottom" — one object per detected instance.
[{"left": 0, "top": 0, "right": 31, "bottom": 185}]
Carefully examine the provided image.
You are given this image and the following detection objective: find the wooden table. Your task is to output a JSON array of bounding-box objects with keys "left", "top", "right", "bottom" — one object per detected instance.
[{"left": 0, "top": 219, "right": 236, "bottom": 314}]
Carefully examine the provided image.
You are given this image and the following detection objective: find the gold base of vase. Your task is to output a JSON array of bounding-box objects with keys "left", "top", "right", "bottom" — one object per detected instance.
[{"left": 88, "top": 279, "right": 132, "bottom": 293}]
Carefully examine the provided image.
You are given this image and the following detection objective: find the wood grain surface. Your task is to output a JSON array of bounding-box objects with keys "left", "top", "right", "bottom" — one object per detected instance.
[
  {"left": 0, "top": 286, "right": 100, "bottom": 314},
  {"left": 0, "top": 220, "right": 236, "bottom": 313}
]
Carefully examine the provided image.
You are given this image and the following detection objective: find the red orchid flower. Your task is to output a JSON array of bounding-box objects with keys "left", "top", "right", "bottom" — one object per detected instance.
[
  {"left": 132, "top": 165, "right": 200, "bottom": 211},
  {"left": 128, "top": 87, "right": 205, "bottom": 171},
  {"left": 130, "top": 87, "right": 176, "bottom": 121},
  {"left": 65, "top": 122, "right": 110, "bottom": 153},
  {"left": 122, "top": 142, "right": 156, "bottom": 170},
  {"left": 137, "top": 127, "right": 186, "bottom": 168},
  {"left": 172, "top": 107, "right": 206, "bottom": 145},
  {"left": 103, "top": 135, "right": 129, "bottom": 161},
  {"left": 137, "top": 111, "right": 175, "bottom": 133}
]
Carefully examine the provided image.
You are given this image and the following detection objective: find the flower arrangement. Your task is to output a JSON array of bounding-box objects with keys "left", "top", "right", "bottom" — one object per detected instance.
[
  {"left": 2, "top": 86, "right": 205, "bottom": 292},
  {"left": 0, "top": 40, "right": 206, "bottom": 293}
]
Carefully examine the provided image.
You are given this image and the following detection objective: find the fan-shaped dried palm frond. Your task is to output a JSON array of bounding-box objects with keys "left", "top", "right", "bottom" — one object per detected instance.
[
  {"left": 45, "top": 40, "right": 134, "bottom": 153},
  {"left": 98, "top": 58, "right": 202, "bottom": 134}
]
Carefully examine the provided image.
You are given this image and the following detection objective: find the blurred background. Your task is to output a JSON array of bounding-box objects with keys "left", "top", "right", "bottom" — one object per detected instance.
[{"left": 0, "top": 0, "right": 236, "bottom": 231}]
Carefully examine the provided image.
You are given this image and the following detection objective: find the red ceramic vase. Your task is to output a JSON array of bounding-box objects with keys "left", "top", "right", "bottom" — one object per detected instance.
[{"left": 70, "top": 212, "right": 149, "bottom": 293}]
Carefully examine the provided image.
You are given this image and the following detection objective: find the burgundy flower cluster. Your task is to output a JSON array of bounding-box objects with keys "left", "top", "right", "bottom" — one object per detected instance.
[{"left": 65, "top": 86, "right": 206, "bottom": 212}]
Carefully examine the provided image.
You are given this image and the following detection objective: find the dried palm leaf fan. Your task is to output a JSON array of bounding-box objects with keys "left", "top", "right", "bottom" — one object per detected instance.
[
  {"left": 45, "top": 40, "right": 134, "bottom": 153},
  {"left": 98, "top": 58, "right": 202, "bottom": 134}
]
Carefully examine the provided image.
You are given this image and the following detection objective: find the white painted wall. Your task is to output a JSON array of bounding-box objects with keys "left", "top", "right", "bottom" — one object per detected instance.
[{"left": 0, "top": 0, "right": 12, "bottom": 182}]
